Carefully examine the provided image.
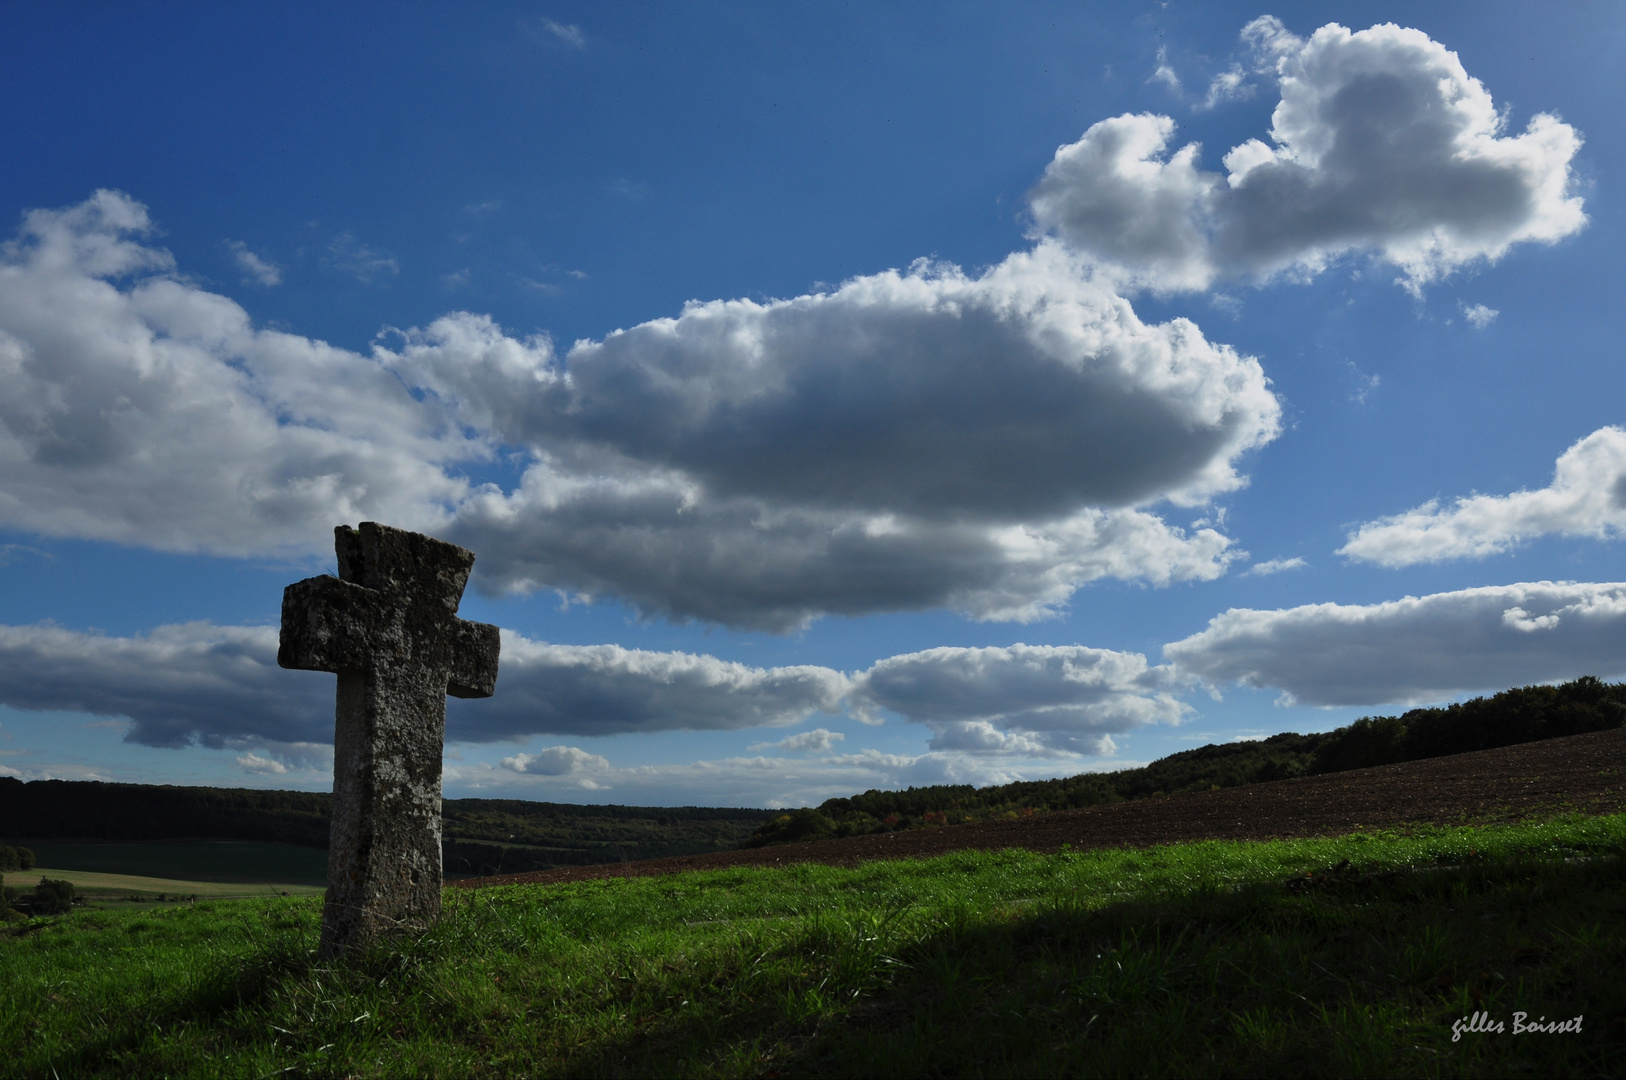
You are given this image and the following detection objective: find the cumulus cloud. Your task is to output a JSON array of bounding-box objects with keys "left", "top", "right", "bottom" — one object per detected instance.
[
  {"left": 403, "top": 245, "right": 1276, "bottom": 522},
  {"left": 1029, "top": 20, "right": 1586, "bottom": 293},
  {"left": 1165, "top": 581, "right": 1626, "bottom": 706},
  {"left": 1340, "top": 427, "right": 1626, "bottom": 566},
  {"left": 404, "top": 242, "right": 1277, "bottom": 627},
  {"left": 498, "top": 746, "right": 610, "bottom": 788},
  {"left": 1462, "top": 302, "right": 1499, "bottom": 328},
  {"left": 0, "top": 191, "right": 480, "bottom": 557},
  {"left": 0, "top": 193, "right": 1276, "bottom": 629},
  {"left": 453, "top": 632, "right": 848, "bottom": 741},
  {"left": 226, "top": 240, "right": 281, "bottom": 286},
  {"left": 749, "top": 728, "right": 845, "bottom": 753},
  {"left": 849, "top": 643, "right": 1187, "bottom": 755},
  {"left": 236, "top": 752, "right": 289, "bottom": 775}
]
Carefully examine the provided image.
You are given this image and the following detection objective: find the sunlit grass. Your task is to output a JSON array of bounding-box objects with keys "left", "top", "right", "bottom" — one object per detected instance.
[
  {"left": 6, "top": 867, "right": 323, "bottom": 902},
  {"left": 5, "top": 814, "right": 1624, "bottom": 1077}
]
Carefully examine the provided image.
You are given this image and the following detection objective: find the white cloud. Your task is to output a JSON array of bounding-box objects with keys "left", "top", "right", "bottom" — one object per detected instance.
[
  {"left": 1149, "top": 47, "right": 1183, "bottom": 95},
  {"left": 1, "top": 193, "right": 1276, "bottom": 630},
  {"left": 226, "top": 240, "right": 281, "bottom": 286},
  {"left": 399, "top": 250, "right": 1279, "bottom": 529},
  {"left": 1240, "top": 15, "right": 1304, "bottom": 74},
  {"left": 1339, "top": 427, "right": 1626, "bottom": 566},
  {"left": 1164, "top": 581, "right": 1626, "bottom": 706},
  {"left": 499, "top": 746, "right": 610, "bottom": 788},
  {"left": 749, "top": 728, "right": 845, "bottom": 753},
  {"left": 849, "top": 643, "right": 1187, "bottom": 756},
  {"left": 236, "top": 752, "right": 289, "bottom": 775},
  {"left": 1029, "top": 20, "right": 1586, "bottom": 294},
  {"left": 533, "top": 19, "right": 585, "bottom": 50},
  {"left": 1462, "top": 302, "right": 1499, "bottom": 328},
  {"left": 406, "top": 243, "right": 1277, "bottom": 627},
  {"left": 1199, "top": 65, "right": 1253, "bottom": 111},
  {"left": 1242, "top": 556, "right": 1306, "bottom": 576},
  {"left": 326, "top": 232, "right": 398, "bottom": 282},
  {"left": 0, "top": 191, "right": 479, "bottom": 558},
  {"left": 450, "top": 744, "right": 1088, "bottom": 808},
  {"left": 0, "top": 761, "right": 112, "bottom": 783}
]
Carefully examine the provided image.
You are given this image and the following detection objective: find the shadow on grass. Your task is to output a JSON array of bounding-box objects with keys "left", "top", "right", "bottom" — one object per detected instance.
[
  {"left": 25, "top": 852, "right": 1626, "bottom": 1078},
  {"left": 561, "top": 853, "right": 1626, "bottom": 1079},
  {"left": 30, "top": 903, "right": 330, "bottom": 1078}
]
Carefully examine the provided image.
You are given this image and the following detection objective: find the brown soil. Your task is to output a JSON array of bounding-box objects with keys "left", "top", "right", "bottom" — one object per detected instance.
[{"left": 458, "top": 727, "right": 1626, "bottom": 892}]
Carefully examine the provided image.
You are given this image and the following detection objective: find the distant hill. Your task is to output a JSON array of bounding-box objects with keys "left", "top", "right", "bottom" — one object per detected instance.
[
  {"left": 0, "top": 780, "right": 774, "bottom": 878},
  {"left": 742, "top": 676, "right": 1626, "bottom": 847},
  {"left": 8, "top": 676, "right": 1622, "bottom": 871}
]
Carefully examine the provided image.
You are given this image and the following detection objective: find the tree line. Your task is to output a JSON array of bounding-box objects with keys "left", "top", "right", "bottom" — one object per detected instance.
[{"left": 0, "top": 781, "right": 775, "bottom": 878}]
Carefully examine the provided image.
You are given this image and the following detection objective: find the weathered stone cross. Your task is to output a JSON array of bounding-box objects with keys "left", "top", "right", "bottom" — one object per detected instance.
[{"left": 279, "top": 522, "right": 499, "bottom": 958}]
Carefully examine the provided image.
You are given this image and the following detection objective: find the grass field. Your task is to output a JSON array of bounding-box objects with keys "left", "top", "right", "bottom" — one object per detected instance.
[
  {"left": 5, "top": 814, "right": 1625, "bottom": 1078},
  {"left": 5, "top": 867, "right": 324, "bottom": 904}
]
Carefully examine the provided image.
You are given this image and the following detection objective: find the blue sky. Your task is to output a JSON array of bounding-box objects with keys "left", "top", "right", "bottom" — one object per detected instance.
[{"left": 2, "top": 2, "right": 1624, "bottom": 807}]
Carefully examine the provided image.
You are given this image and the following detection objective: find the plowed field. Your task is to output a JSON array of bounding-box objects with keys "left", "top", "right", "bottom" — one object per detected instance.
[{"left": 459, "top": 727, "right": 1626, "bottom": 891}]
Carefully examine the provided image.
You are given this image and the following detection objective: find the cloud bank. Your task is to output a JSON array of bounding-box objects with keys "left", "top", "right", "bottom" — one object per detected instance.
[
  {"left": 449, "top": 745, "right": 1080, "bottom": 808},
  {"left": 0, "top": 621, "right": 849, "bottom": 753},
  {"left": 1165, "top": 581, "right": 1626, "bottom": 706},
  {"left": 0, "top": 191, "right": 1278, "bottom": 629},
  {"left": 1030, "top": 19, "right": 1585, "bottom": 293},
  {"left": 0, "top": 622, "right": 1185, "bottom": 769},
  {"left": 1340, "top": 427, "right": 1626, "bottom": 566},
  {"left": 0, "top": 621, "right": 325, "bottom": 749},
  {"left": 456, "top": 633, "right": 848, "bottom": 741},
  {"left": 849, "top": 643, "right": 1186, "bottom": 755}
]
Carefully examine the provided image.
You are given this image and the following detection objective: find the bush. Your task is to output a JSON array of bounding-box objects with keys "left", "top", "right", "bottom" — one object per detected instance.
[
  {"left": 0, "top": 844, "right": 36, "bottom": 872},
  {"left": 738, "top": 808, "right": 834, "bottom": 848},
  {"left": 32, "top": 877, "right": 75, "bottom": 915}
]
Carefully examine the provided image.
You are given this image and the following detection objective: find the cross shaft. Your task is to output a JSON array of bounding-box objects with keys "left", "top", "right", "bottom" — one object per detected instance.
[{"left": 279, "top": 522, "right": 499, "bottom": 958}]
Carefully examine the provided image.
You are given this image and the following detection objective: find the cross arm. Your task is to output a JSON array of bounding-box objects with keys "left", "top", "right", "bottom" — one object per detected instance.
[
  {"left": 447, "top": 618, "right": 500, "bottom": 699},
  {"left": 278, "top": 574, "right": 397, "bottom": 674}
]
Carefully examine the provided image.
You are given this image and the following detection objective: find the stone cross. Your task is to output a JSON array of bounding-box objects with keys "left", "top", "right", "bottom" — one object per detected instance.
[{"left": 279, "top": 522, "right": 499, "bottom": 958}]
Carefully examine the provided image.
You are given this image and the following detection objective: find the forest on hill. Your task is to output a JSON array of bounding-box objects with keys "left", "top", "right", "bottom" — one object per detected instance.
[
  {"left": 0, "top": 781, "right": 774, "bottom": 878},
  {"left": 742, "top": 676, "right": 1626, "bottom": 846}
]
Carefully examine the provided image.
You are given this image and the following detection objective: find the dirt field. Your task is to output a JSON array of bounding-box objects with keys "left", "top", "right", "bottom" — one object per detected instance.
[{"left": 460, "top": 727, "right": 1626, "bottom": 891}]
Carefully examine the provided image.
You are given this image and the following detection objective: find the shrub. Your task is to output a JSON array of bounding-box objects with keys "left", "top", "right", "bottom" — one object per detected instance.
[
  {"left": 32, "top": 877, "right": 75, "bottom": 915},
  {"left": 738, "top": 808, "right": 835, "bottom": 848}
]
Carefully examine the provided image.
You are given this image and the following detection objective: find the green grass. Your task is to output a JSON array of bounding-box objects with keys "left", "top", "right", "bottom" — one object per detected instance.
[{"left": 5, "top": 814, "right": 1625, "bottom": 1077}]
